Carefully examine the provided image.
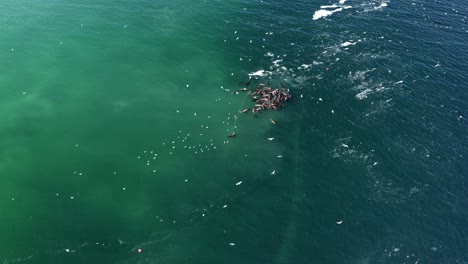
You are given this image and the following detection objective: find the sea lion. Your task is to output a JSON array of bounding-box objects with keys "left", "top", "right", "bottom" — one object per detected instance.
[
  {"left": 270, "top": 119, "right": 277, "bottom": 125},
  {"left": 238, "top": 88, "right": 247, "bottom": 91},
  {"left": 241, "top": 108, "right": 249, "bottom": 113},
  {"left": 228, "top": 132, "right": 236, "bottom": 138},
  {"left": 245, "top": 76, "right": 252, "bottom": 86}
]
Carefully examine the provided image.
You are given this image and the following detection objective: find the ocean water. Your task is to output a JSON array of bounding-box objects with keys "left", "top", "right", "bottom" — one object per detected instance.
[{"left": 0, "top": 0, "right": 467, "bottom": 263}]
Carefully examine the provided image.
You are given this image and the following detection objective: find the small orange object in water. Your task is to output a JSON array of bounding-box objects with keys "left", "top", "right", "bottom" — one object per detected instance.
[{"left": 138, "top": 248, "right": 142, "bottom": 253}]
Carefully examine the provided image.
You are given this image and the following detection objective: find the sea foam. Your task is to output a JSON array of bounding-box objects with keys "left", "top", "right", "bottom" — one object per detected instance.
[
  {"left": 376, "top": 2, "right": 388, "bottom": 9},
  {"left": 341, "top": 41, "right": 357, "bottom": 47},
  {"left": 248, "top": 70, "right": 271, "bottom": 77},
  {"left": 313, "top": 8, "right": 343, "bottom": 20},
  {"left": 313, "top": 0, "right": 352, "bottom": 20},
  {"left": 320, "top": 4, "right": 339, "bottom": 9}
]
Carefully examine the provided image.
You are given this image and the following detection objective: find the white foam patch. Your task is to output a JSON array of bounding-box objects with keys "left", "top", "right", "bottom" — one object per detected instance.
[
  {"left": 248, "top": 70, "right": 272, "bottom": 77},
  {"left": 313, "top": 0, "right": 355, "bottom": 20},
  {"left": 320, "top": 4, "right": 339, "bottom": 8},
  {"left": 355, "top": 82, "right": 387, "bottom": 100},
  {"left": 362, "top": 0, "right": 389, "bottom": 12},
  {"left": 340, "top": 41, "right": 357, "bottom": 47},
  {"left": 356, "top": 88, "right": 373, "bottom": 100},
  {"left": 272, "top": 59, "right": 283, "bottom": 66},
  {"left": 348, "top": 68, "right": 376, "bottom": 82},
  {"left": 379, "top": 2, "right": 388, "bottom": 8},
  {"left": 313, "top": 8, "right": 343, "bottom": 20}
]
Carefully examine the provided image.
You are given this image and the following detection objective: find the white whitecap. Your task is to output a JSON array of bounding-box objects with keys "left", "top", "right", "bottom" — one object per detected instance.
[
  {"left": 356, "top": 88, "right": 372, "bottom": 100},
  {"left": 340, "top": 41, "right": 357, "bottom": 47},
  {"left": 313, "top": 8, "right": 343, "bottom": 20},
  {"left": 273, "top": 59, "right": 283, "bottom": 64},
  {"left": 248, "top": 70, "right": 266, "bottom": 76},
  {"left": 313, "top": 9, "right": 334, "bottom": 20},
  {"left": 374, "top": 2, "right": 389, "bottom": 10},
  {"left": 320, "top": 4, "right": 339, "bottom": 9}
]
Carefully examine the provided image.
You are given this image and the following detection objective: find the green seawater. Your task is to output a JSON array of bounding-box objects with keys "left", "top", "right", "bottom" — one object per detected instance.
[{"left": 1, "top": 0, "right": 467, "bottom": 263}]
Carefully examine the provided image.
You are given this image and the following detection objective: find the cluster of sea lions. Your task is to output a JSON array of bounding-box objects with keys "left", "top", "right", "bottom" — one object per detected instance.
[
  {"left": 247, "top": 85, "right": 292, "bottom": 113},
  {"left": 227, "top": 79, "right": 293, "bottom": 138}
]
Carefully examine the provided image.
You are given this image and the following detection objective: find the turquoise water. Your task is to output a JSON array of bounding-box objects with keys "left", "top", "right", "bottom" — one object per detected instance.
[{"left": 1, "top": 0, "right": 467, "bottom": 263}]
